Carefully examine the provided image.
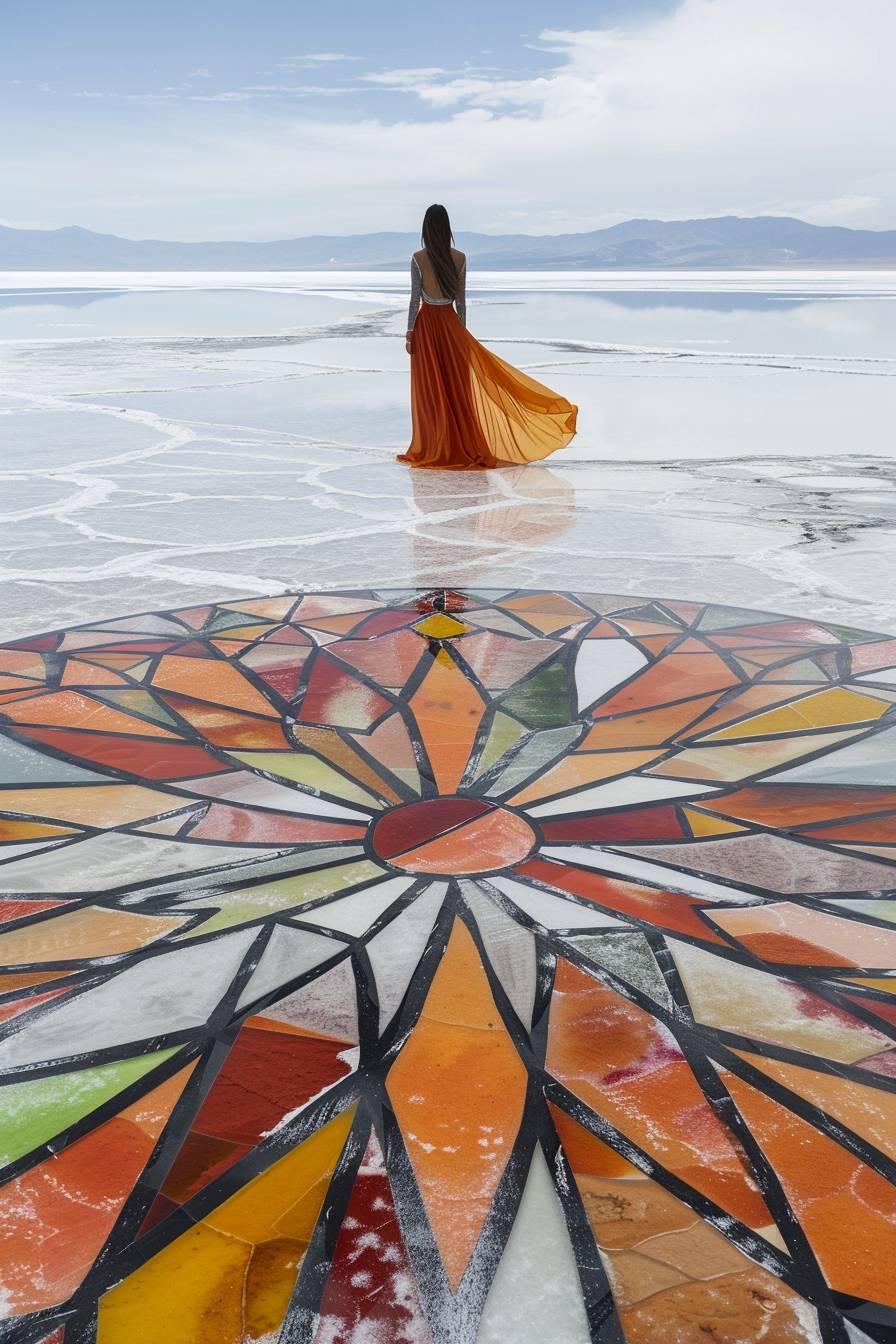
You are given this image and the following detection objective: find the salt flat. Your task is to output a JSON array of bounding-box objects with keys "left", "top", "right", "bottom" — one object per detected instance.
[{"left": 1, "top": 270, "right": 895, "bottom": 638}]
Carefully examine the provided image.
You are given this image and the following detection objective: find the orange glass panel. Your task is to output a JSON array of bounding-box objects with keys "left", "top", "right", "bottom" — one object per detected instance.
[
  {"left": 731, "top": 1050, "right": 896, "bottom": 1163},
  {"left": 722, "top": 1070, "right": 896, "bottom": 1305},
  {"left": 698, "top": 786, "right": 896, "bottom": 828},
  {"left": 579, "top": 694, "right": 720, "bottom": 749},
  {"left": 546, "top": 959, "right": 771, "bottom": 1229},
  {"left": 408, "top": 649, "right": 484, "bottom": 794},
  {"left": 0, "top": 1064, "right": 195, "bottom": 1317},
  {"left": 593, "top": 653, "right": 741, "bottom": 717},
  {"left": 509, "top": 749, "right": 662, "bottom": 806},
  {"left": 0, "top": 785, "right": 184, "bottom": 827},
  {"left": 515, "top": 857, "right": 727, "bottom": 945},
  {"left": 60, "top": 660, "right": 131, "bottom": 688},
  {"left": 2, "top": 691, "right": 181, "bottom": 736},
  {"left": 387, "top": 919, "right": 527, "bottom": 1289},
  {"left": 0, "top": 906, "right": 189, "bottom": 966},
  {"left": 151, "top": 655, "right": 278, "bottom": 717}
]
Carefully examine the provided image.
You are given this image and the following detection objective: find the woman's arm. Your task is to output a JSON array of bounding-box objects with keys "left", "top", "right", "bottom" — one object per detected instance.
[
  {"left": 455, "top": 257, "right": 467, "bottom": 328},
  {"left": 406, "top": 257, "right": 421, "bottom": 352}
]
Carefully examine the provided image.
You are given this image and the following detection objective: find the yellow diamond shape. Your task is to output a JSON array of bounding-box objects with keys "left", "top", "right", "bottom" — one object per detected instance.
[{"left": 413, "top": 613, "right": 470, "bottom": 639}]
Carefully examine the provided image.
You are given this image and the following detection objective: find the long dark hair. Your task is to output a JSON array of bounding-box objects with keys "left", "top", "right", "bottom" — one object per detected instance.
[{"left": 421, "top": 204, "right": 459, "bottom": 301}]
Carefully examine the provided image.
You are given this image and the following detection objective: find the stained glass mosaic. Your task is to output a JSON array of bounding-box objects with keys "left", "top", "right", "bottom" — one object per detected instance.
[{"left": 0, "top": 587, "right": 895, "bottom": 1343}]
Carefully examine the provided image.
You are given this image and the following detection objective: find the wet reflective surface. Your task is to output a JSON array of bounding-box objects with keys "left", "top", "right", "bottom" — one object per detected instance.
[{"left": 1, "top": 272, "right": 896, "bottom": 639}]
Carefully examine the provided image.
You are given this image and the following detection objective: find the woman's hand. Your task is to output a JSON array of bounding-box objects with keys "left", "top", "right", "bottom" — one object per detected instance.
[{"left": 405, "top": 329, "right": 414, "bottom": 355}]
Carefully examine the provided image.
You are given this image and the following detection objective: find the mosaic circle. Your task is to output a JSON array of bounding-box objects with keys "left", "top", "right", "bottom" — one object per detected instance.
[
  {"left": 371, "top": 797, "right": 537, "bottom": 874},
  {"left": 0, "top": 587, "right": 895, "bottom": 1344}
]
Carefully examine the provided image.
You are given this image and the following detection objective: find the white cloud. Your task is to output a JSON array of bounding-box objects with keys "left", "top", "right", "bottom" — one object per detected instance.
[
  {"left": 303, "top": 52, "right": 363, "bottom": 63},
  {"left": 276, "top": 52, "right": 365, "bottom": 69},
  {"left": 798, "top": 196, "right": 885, "bottom": 227},
  {"left": 188, "top": 68, "right": 212, "bottom": 78},
  {"left": 4, "top": 0, "right": 894, "bottom": 237}
]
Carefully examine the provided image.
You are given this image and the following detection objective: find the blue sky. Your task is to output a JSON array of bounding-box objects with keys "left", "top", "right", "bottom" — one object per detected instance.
[
  {"left": 2, "top": 0, "right": 892, "bottom": 239},
  {"left": 3, "top": 1, "right": 670, "bottom": 114}
]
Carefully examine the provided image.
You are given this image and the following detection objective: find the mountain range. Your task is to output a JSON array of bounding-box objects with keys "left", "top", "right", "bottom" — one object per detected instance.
[{"left": 2, "top": 215, "right": 896, "bottom": 270}]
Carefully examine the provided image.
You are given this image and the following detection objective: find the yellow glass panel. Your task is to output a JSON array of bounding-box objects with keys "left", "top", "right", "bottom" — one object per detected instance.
[
  {"left": 843, "top": 977, "right": 896, "bottom": 995},
  {"left": 232, "top": 751, "right": 380, "bottom": 807},
  {"left": 206, "top": 1110, "right": 354, "bottom": 1241},
  {"left": 649, "top": 729, "right": 864, "bottom": 782},
  {"left": 413, "top": 613, "right": 470, "bottom": 639},
  {"left": 705, "top": 687, "right": 890, "bottom": 741},
  {"left": 682, "top": 807, "right": 749, "bottom": 837},
  {"left": 98, "top": 1107, "right": 355, "bottom": 1344},
  {"left": 99, "top": 1223, "right": 249, "bottom": 1344}
]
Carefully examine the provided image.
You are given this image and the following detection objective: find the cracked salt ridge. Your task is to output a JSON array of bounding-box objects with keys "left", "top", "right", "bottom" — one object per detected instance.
[
  {"left": 494, "top": 336, "right": 896, "bottom": 374},
  {"left": 8, "top": 329, "right": 896, "bottom": 376}
]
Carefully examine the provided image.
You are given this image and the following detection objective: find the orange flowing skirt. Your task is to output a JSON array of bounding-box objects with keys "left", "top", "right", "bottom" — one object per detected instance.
[{"left": 397, "top": 302, "right": 578, "bottom": 469}]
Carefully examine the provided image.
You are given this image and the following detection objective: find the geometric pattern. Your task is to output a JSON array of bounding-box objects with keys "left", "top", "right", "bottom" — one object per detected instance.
[{"left": 0, "top": 587, "right": 895, "bottom": 1343}]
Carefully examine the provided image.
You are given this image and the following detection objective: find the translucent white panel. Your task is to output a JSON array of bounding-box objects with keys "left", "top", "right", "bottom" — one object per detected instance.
[
  {"left": 82, "top": 614, "right": 198, "bottom": 636},
  {"left": 295, "top": 876, "right": 415, "bottom": 937},
  {"left": 696, "top": 606, "right": 781, "bottom": 632},
  {"left": 0, "top": 733, "right": 110, "bottom": 785},
  {"left": 856, "top": 669, "right": 896, "bottom": 686},
  {"left": 574, "top": 637, "right": 647, "bottom": 711},
  {"left": 617, "top": 833, "right": 896, "bottom": 895},
  {"left": 769, "top": 724, "right": 896, "bottom": 787},
  {"left": 488, "top": 875, "right": 626, "bottom": 930},
  {"left": 304, "top": 627, "right": 342, "bottom": 646},
  {"left": 461, "top": 882, "right": 537, "bottom": 1027},
  {"left": 462, "top": 608, "right": 535, "bottom": 637},
  {"left": 477, "top": 1147, "right": 591, "bottom": 1344},
  {"left": 364, "top": 882, "right": 446, "bottom": 1034},
  {"left": 254, "top": 953, "right": 359, "bottom": 1044},
  {"left": 568, "top": 931, "right": 672, "bottom": 1010},
  {"left": 136, "top": 809, "right": 203, "bottom": 836},
  {"left": 541, "top": 845, "right": 758, "bottom": 904},
  {"left": 669, "top": 939, "right": 890, "bottom": 1063},
  {"left": 0, "top": 839, "right": 69, "bottom": 864},
  {"left": 846, "top": 1324, "right": 881, "bottom": 1344},
  {"left": 121, "top": 848, "right": 346, "bottom": 904},
  {"left": 0, "top": 830, "right": 287, "bottom": 895},
  {"left": 0, "top": 928, "right": 258, "bottom": 1069},
  {"left": 235, "top": 923, "right": 343, "bottom": 1013},
  {"left": 526, "top": 776, "right": 719, "bottom": 817},
  {"left": 484, "top": 725, "right": 584, "bottom": 798}
]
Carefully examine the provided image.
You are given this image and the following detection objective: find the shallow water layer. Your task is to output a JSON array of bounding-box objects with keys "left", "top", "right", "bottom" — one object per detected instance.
[{"left": 1, "top": 270, "right": 895, "bottom": 638}]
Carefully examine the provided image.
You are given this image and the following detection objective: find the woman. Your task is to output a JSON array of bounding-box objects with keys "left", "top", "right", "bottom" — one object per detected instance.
[{"left": 397, "top": 204, "right": 578, "bottom": 469}]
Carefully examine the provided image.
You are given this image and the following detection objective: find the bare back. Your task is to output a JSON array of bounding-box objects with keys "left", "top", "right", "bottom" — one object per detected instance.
[{"left": 414, "top": 246, "right": 466, "bottom": 299}]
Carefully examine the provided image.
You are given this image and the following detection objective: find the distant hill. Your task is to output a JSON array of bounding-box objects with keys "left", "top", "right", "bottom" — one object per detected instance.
[{"left": 2, "top": 216, "right": 896, "bottom": 270}]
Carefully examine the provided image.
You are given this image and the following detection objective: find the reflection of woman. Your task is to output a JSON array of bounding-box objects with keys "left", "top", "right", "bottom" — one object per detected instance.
[
  {"left": 397, "top": 203, "right": 578, "bottom": 470},
  {"left": 406, "top": 462, "right": 578, "bottom": 588}
]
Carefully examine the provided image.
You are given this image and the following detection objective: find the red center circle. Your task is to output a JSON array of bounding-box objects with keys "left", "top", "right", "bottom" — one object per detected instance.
[{"left": 370, "top": 796, "right": 536, "bottom": 875}]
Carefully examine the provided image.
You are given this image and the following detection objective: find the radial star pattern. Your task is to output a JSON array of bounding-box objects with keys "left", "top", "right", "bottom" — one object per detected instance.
[{"left": 0, "top": 588, "right": 895, "bottom": 1343}]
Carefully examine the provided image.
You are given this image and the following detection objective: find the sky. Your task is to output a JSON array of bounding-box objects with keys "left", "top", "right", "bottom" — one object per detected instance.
[{"left": 2, "top": 0, "right": 894, "bottom": 240}]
